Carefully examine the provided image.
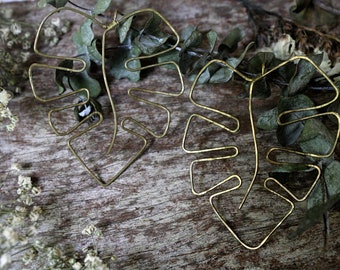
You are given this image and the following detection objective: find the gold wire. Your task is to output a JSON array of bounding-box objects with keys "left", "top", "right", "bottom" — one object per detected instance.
[
  {"left": 122, "top": 9, "right": 184, "bottom": 139},
  {"left": 30, "top": 5, "right": 340, "bottom": 248},
  {"left": 29, "top": 7, "right": 184, "bottom": 186},
  {"left": 184, "top": 54, "right": 339, "bottom": 249},
  {"left": 210, "top": 177, "right": 295, "bottom": 250}
]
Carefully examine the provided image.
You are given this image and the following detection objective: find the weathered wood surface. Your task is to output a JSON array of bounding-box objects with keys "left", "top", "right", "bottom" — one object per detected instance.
[{"left": 1, "top": 1, "right": 340, "bottom": 269}]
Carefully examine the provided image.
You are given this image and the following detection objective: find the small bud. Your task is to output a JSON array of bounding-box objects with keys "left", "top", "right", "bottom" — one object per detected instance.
[{"left": 10, "top": 22, "right": 22, "bottom": 35}]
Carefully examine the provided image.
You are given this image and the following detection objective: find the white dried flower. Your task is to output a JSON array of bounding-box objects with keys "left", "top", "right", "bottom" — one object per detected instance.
[
  {"left": 29, "top": 206, "right": 42, "bottom": 222},
  {"left": 11, "top": 214, "right": 24, "bottom": 225},
  {"left": 28, "top": 225, "right": 38, "bottom": 236},
  {"left": 10, "top": 22, "right": 22, "bottom": 35},
  {"left": 51, "top": 17, "right": 61, "bottom": 28},
  {"left": 31, "top": 186, "right": 42, "bottom": 196},
  {"left": 43, "top": 27, "right": 57, "bottom": 38},
  {"left": 3, "top": 227, "right": 19, "bottom": 245},
  {"left": 49, "top": 36, "right": 59, "bottom": 47},
  {"left": 10, "top": 162, "right": 22, "bottom": 171},
  {"left": 15, "top": 205, "right": 27, "bottom": 214},
  {"left": 0, "top": 99, "right": 18, "bottom": 131},
  {"left": 22, "top": 39, "right": 31, "bottom": 50},
  {"left": 0, "top": 27, "right": 10, "bottom": 41},
  {"left": 61, "top": 26, "right": 69, "bottom": 34},
  {"left": 33, "top": 240, "right": 45, "bottom": 250},
  {"left": 84, "top": 253, "right": 109, "bottom": 270},
  {"left": 18, "top": 194, "right": 33, "bottom": 206},
  {"left": 0, "top": 89, "right": 12, "bottom": 107},
  {"left": 82, "top": 224, "right": 97, "bottom": 236},
  {"left": 22, "top": 248, "right": 37, "bottom": 265},
  {"left": 72, "top": 262, "right": 83, "bottom": 270},
  {"left": 18, "top": 175, "right": 32, "bottom": 190},
  {"left": 0, "top": 253, "right": 11, "bottom": 268},
  {"left": 272, "top": 34, "right": 295, "bottom": 60}
]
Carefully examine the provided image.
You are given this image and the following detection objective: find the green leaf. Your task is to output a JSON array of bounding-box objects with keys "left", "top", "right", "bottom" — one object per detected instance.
[
  {"left": 272, "top": 163, "right": 311, "bottom": 173},
  {"left": 287, "top": 54, "right": 323, "bottom": 96},
  {"left": 143, "top": 12, "right": 163, "bottom": 36},
  {"left": 290, "top": 0, "right": 337, "bottom": 29},
  {"left": 46, "top": 0, "right": 68, "bottom": 8},
  {"left": 324, "top": 160, "right": 340, "bottom": 197},
  {"left": 251, "top": 78, "right": 271, "bottom": 98},
  {"left": 135, "top": 34, "right": 169, "bottom": 55},
  {"left": 290, "top": 160, "right": 340, "bottom": 239},
  {"left": 93, "top": 0, "right": 112, "bottom": 15},
  {"left": 277, "top": 61, "right": 296, "bottom": 83},
  {"left": 72, "top": 27, "right": 91, "bottom": 67},
  {"left": 209, "top": 58, "right": 237, "bottom": 83},
  {"left": 209, "top": 42, "right": 252, "bottom": 84},
  {"left": 118, "top": 16, "right": 133, "bottom": 44},
  {"left": 157, "top": 50, "right": 180, "bottom": 69},
  {"left": 298, "top": 118, "right": 336, "bottom": 155},
  {"left": 276, "top": 94, "right": 317, "bottom": 146},
  {"left": 133, "top": 13, "right": 171, "bottom": 55},
  {"left": 37, "top": 0, "right": 48, "bottom": 8},
  {"left": 78, "top": 19, "right": 94, "bottom": 46},
  {"left": 68, "top": 71, "right": 102, "bottom": 98},
  {"left": 181, "top": 26, "right": 202, "bottom": 49},
  {"left": 218, "top": 27, "right": 242, "bottom": 57},
  {"left": 206, "top": 30, "right": 218, "bottom": 53},
  {"left": 256, "top": 107, "right": 278, "bottom": 130},
  {"left": 248, "top": 52, "right": 275, "bottom": 74},
  {"left": 189, "top": 66, "right": 211, "bottom": 84},
  {"left": 88, "top": 39, "right": 102, "bottom": 65},
  {"left": 109, "top": 45, "right": 141, "bottom": 82},
  {"left": 55, "top": 59, "right": 73, "bottom": 94}
]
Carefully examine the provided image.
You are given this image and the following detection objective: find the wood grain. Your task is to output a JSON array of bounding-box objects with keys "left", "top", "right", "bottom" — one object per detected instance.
[{"left": 1, "top": 1, "right": 339, "bottom": 269}]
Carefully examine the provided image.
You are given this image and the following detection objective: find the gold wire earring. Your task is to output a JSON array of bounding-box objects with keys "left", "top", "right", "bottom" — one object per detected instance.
[
  {"left": 29, "top": 7, "right": 184, "bottom": 186},
  {"left": 184, "top": 54, "right": 340, "bottom": 249}
]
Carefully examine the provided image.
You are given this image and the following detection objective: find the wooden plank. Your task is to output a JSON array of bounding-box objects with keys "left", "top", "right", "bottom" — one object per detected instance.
[{"left": 1, "top": 1, "right": 339, "bottom": 269}]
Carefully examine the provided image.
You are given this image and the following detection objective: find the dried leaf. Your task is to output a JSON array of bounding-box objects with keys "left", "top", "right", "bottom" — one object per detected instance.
[
  {"left": 276, "top": 94, "right": 317, "bottom": 146},
  {"left": 88, "top": 39, "right": 102, "bottom": 65},
  {"left": 68, "top": 71, "right": 102, "bottom": 98},
  {"left": 209, "top": 42, "right": 253, "bottom": 83},
  {"left": 251, "top": 78, "right": 271, "bottom": 98},
  {"left": 79, "top": 19, "right": 94, "bottom": 46},
  {"left": 206, "top": 30, "right": 218, "bottom": 53},
  {"left": 118, "top": 16, "right": 134, "bottom": 44},
  {"left": 287, "top": 54, "right": 323, "bottom": 96},
  {"left": 290, "top": 0, "right": 337, "bottom": 29},
  {"left": 256, "top": 107, "right": 278, "bottom": 130},
  {"left": 271, "top": 163, "right": 311, "bottom": 173},
  {"left": 298, "top": 118, "right": 336, "bottom": 155},
  {"left": 157, "top": 50, "right": 180, "bottom": 69},
  {"left": 209, "top": 58, "right": 239, "bottom": 83},
  {"left": 55, "top": 59, "right": 73, "bottom": 94},
  {"left": 46, "top": 0, "right": 68, "bottom": 8},
  {"left": 109, "top": 44, "right": 141, "bottom": 82},
  {"left": 290, "top": 160, "right": 340, "bottom": 238},
  {"left": 218, "top": 27, "right": 242, "bottom": 57},
  {"left": 181, "top": 25, "right": 202, "bottom": 49},
  {"left": 248, "top": 52, "right": 274, "bottom": 74},
  {"left": 93, "top": 0, "right": 112, "bottom": 15}
]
